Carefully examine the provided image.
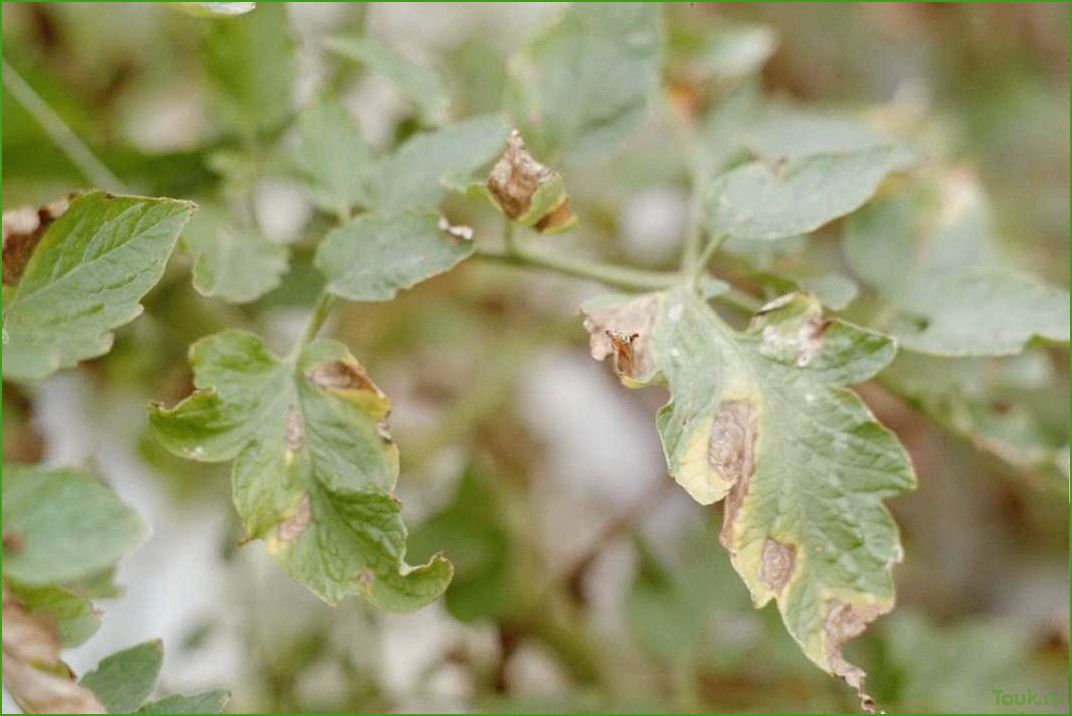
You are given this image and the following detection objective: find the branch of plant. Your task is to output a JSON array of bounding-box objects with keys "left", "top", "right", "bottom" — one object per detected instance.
[
  {"left": 2, "top": 57, "right": 126, "bottom": 193},
  {"left": 473, "top": 235, "right": 762, "bottom": 315},
  {"left": 289, "top": 291, "right": 336, "bottom": 361}
]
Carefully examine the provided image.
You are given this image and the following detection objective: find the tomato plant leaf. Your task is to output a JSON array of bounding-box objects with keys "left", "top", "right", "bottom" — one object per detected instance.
[
  {"left": 2, "top": 465, "right": 142, "bottom": 585},
  {"left": 844, "top": 171, "right": 1070, "bottom": 356},
  {"left": 80, "top": 640, "right": 163, "bottom": 715},
  {"left": 183, "top": 207, "right": 288, "bottom": 304},
  {"left": 201, "top": 2, "right": 295, "bottom": 137},
  {"left": 5, "top": 582, "right": 100, "bottom": 648},
  {"left": 704, "top": 148, "right": 901, "bottom": 242},
  {"left": 326, "top": 35, "right": 450, "bottom": 126},
  {"left": 881, "top": 351, "right": 1067, "bottom": 489},
  {"left": 486, "top": 130, "right": 577, "bottom": 233},
  {"left": 296, "top": 96, "right": 376, "bottom": 218},
  {"left": 1, "top": 192, "right": 194, "bottom": 381},
  {"left": 1, "top": 587, "right": 106, "bottom": 714},
  {"left": 375, "top": 115, "right": 510, "bottom": 212},
  {"left": 315, "top": 211, "right": 472, "bottom": 302},
  {"left": 149, "top": 330, "right": 451, "bottom": 609},
  {"left": 583, "top": 288, "right": 915, "bottom": 706},
  {"left": 409, "top": 465, "right": 518, "bottom": 623},
  {"left": 509, "top": 3, "right": 663, "bottom": 158},
  {"left": 745, "top": 108, "right": 914, "bottom": 166},
  {"left": 137, "top": 691, "right": 230, "bottom": 714}
]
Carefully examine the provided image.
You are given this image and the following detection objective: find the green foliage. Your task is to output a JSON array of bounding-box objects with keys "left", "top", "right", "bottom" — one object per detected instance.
[
  {"left": 2, "top": 3, "right": 1067, "bottom": 712},
  {"left": 326, "top": 35, "right": 450, "bottom": 126},
  {"left": 409, "top": 465, "right": 519, "bottom": 623},
  {"left": 1, "top": 465, "right": 142, "bottom": 585},
  {"left": 316, "top": 211, "right": 473, "bottom": 302},
  {"left": 6, "top": 582, "right": 101, "bottom": 648},
  {"left": 81, "top": 640, "right": 164, "bottom": 714},
  {"left": 201, "top": 1, "right": 295, "bottom": 137},
  {"left": 584, "top": 289, "right": 914, "bottom": 700},
  {"left": 510, "top": 3, "right": 664, "bottom": 157},
  {"left": 80, "top": 640, "right": 229, "bottom": 714},
  {"left": 183, "top": 206, "right": 289, "bottom": 303},
  {"left": 704, "top": 148, "right": 902, "bottom": 242},
  {"left": 845, "top": 172, "right": 1070, "bottom": 356},
  {"left": 149, "top": 330, "right": 451, "bottom": 609},
  {"left": 2, "top": 192, "right": 195, "bottom": 381}
]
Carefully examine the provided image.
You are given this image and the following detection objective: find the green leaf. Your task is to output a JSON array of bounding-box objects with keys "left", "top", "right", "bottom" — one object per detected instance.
[
  {"left": 326, "top": 35, "right": 450, "bottom": 125},
  {"left": 315, "top": 211, "right": 473, "bottom": 302},
  {"left": 149, "top": 330, "right": 451, "bottom": 609},
  {"left": 201, "top": 2, "right": 295, "bottom": 136},
  {"left": 881, "top": 350, "right": 1067, "bottom": 489},
  {"left": 844, "top": 172, "right": 1070, "bottom": 356},
  {"left": 704, "top": 148, "right": 901, "bottom": 242},
  {"left": 2, "top": 192, "right": 195, "bottom": 381},
  {"left": 375, "top": 115, "right": 511, "bottom": 212},
  {"left": 582, "top": 288, "right": 915, "bottom": 704},
  {"left": 2, "top": 465, "right": 142, "bottom": 585},
  {"left": 510, "top": 3, "right": 663, "bottom": 157},
  {"left": 745, "top": 108, "right": 915, "bottom": 166},
  {"left": 183, "top": 207, "right": 288, "bottom": 304},
  {"left": 627, "top": 523, "right": 752, "bottom": 668},
  {"left": 137, "top": 691, "right": 230, "bottom": 714},
  {"left": 296, "top": 96, "right": 375, "bottom": 217},
  {"left": 81, "top": 640, "right": 163, "bottom": 714},
  {"left": 5, "top": 582, "right": 100, "bottom": 648},
  {"left": 409, "top": 465, "right": 518, "bottom": 623}
]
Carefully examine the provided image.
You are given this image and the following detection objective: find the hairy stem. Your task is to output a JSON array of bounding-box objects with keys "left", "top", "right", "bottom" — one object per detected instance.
[{"left": 2, "top": 57, "right": 125, "bottom": 193}]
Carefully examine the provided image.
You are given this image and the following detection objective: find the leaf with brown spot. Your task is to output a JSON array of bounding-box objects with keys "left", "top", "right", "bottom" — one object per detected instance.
[
  {"left": 582, "top": 287, "right": 915, "bottom": 702},
  {"left": 485, "top": 130, "right": 577, "bottom": 233},
  {"left": 148, "top": 330, "right": 450, "bottom": 610}
]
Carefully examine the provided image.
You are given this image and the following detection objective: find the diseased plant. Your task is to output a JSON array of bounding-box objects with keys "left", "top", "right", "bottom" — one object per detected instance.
[{"left": 2, "top": 3, "right": 1068, "bottom": 713}]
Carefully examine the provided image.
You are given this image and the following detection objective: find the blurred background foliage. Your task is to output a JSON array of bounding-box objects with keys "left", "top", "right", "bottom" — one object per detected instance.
[{"left": 2, "top": 3, "right": 1068, "bottom": 713}]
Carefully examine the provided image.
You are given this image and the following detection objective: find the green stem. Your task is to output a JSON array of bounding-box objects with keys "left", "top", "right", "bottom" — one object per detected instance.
[
  {"left": 680, "top": 170, "right": 707, "bottom": 272},
  {"left": 691, "top": 232, "right": 728, "bottom": 282},
  {"left": 2, "top": 57, "right": 125, "bottom": 193},
  {"left": 290, "top": 292, "right": 336, "bottom": 359},
  {"left": 474, "top": 244, "right": 682, "bottom": 293}
]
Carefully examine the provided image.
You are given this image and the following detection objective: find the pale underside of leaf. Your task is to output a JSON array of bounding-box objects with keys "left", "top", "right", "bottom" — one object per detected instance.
[
  {"left": 1, "top": 191, "right": 195, "bottom": 381},
  {"left": 149, "top": 330, "right": 450, "bottom": 609},
  {"left": 583, "top": 288, "right": 915, "bottom": 709}
]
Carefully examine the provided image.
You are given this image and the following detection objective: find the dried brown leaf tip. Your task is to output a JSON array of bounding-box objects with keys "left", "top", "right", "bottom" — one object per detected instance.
[
  {"left": 582, "top": 294, "right": 659, "bottom": 383},
  {"left": 2, "top": 197, "right": 69, "bottom": 286},
  {"left": 1, "top": 586, "right": 106, "bottom": 714},
  {"left": 307, "top": 358, "right": 391, "bottom": 419},
  {"left": 823, "top": 599, "right": 888, "bottom": 714},
  {"left": 486, "top": 130, "right": 577, "bottom": 233}
]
